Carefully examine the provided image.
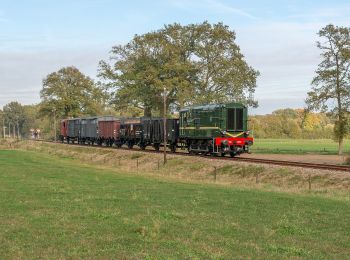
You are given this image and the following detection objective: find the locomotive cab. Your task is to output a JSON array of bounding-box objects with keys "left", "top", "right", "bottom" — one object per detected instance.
[
  {"left": 179, "top": 102, "right": 253, "bottom": 157},
  {"left": 217, "top": 103, "right": 254, "bottom": 156}
]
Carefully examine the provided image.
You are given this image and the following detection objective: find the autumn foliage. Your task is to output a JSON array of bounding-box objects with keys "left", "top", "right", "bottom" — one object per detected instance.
[{"left": 250, "top": 108, "right": 334, "bottom": 139}]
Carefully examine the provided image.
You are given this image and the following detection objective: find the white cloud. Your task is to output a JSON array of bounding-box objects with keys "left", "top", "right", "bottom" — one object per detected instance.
[
  {"left": 231, "top": 21, "right": 324, "bottom": 114},
  {"left": 168, "top": 0, "right": 257, "bottom": 19},
  {"left": 204, "top": 0, "right": 257, "bottom": 19},
  {"left": 287, "top": 4, "right": 350, "bottom": 20},
  {"left": 0, "top": 48, "right": 109, "bottom": 108}
]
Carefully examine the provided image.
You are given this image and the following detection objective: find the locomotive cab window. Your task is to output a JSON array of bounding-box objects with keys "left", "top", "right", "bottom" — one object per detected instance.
[
  {"left": 235, "top": 108, "right": 244, "bottom": 131},
  {"left": 227, "top": 107, "right": 244, "bottom": 131},
  {"left": 227, "top": 108, "right": 235, "bottom": 130}
]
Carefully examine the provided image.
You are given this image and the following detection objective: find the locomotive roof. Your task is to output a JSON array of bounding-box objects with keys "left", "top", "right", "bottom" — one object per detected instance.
[{"left": 179, "top": 103, "right": 244, "bottom": 112}]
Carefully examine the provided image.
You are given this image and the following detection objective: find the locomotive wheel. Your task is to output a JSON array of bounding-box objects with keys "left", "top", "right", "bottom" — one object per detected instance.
[
  {"left": 230, "top": 152, "right": 236, "bottom": 158},
  {"left": 221, "top": 152, "right": 225, "bottom": 157},
  {"left": 140, "top": 144, "right": 146, "bottom": 150},
  {"left": 128, "top": 142, "right": 133, "bottom": 149}
]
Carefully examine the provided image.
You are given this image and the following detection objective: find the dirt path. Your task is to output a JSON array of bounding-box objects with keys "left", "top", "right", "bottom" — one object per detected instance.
[{"left": 241, "top": 153, "right": 348, "bottom": 165}]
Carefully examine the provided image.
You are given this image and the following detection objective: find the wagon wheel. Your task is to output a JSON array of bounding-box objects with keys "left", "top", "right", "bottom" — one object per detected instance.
[{"left": 154, "top": 144, "right": 160, "bottom": 151}]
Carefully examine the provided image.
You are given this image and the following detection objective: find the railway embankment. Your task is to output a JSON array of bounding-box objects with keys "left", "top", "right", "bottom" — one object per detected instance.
[{"left": 2, "top": 139, "right": 349, "bottom": 199}]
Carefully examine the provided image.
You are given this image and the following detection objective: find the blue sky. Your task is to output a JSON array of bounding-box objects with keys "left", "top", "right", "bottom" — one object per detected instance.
[{"left": 0, "top": 0, "right": 350, "bottom": 114}]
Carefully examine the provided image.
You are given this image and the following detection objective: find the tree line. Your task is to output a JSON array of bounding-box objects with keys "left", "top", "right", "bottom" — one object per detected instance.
[
  {"left": 1, "top": 22, "right": 349, "bottom": 154},
  {"left": 250, "top": 108, "right": 334, "bottom": 139}
]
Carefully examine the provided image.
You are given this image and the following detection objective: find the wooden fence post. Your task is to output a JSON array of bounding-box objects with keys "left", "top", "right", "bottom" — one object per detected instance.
[
  {"left": 255, "top": 173, "right": 259, "bottom": 184},
  {"left": 214, "top": 166, "right": 217, "bottom": 182},
  {"left": 308, "top": 174, "right": 311, "bottom": 190}
]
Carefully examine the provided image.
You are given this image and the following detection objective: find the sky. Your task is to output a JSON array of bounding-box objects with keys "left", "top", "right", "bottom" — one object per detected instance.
[{"left": 0, "top": 0, "right": 350, "bottom": 114}]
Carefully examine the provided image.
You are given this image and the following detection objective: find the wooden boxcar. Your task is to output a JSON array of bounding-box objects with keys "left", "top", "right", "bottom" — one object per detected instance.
[
  {"left": 79, "top": 117, "right": 99, "bottom": 144},
  {"left": 59, "top": 119, "right": 68, "bottom": 142},
  {"left": 98, "top": 116, "right": 121, "bottom": 146},
  {"left": 67, "top": 118, "right": 81, "bottom": 143}
]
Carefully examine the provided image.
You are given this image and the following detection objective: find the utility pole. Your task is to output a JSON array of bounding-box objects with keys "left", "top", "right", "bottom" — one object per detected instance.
[
  {"left": 53, "top": 109, "right": 57, "bottom": 142},
  {"left": 17, "top": 122, "right": 20, "bottom": 139},
  {"left": 1, "top": 112, "right": 4, "bottom": 138},
  {"left": 163, "top": 87, "right": 167, "bottom": 165}
]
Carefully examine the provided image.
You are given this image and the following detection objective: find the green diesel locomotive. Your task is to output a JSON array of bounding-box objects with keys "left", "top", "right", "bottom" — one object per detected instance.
[{"left": 179, "top": 103, "right": 253, "bottom": 156}]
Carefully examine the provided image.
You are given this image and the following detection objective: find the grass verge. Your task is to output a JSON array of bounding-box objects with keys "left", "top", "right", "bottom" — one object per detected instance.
[{"left": 0, "top": 149, "right": 350, "bottom": 258}]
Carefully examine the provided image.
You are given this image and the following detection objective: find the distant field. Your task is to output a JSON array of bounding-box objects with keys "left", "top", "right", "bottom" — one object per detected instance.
[
  {"left": 251, "top": 138, "right": 350, "bottom": 155},
  {"left": 1, "top": 149, "right": 350, "bottom": 258}
]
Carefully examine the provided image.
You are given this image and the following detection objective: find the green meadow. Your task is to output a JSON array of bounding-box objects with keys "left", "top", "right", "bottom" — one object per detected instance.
[
  {"left": 0, "top": 149, "right": 349, "bottom": 258},
  {"left": 251, "top": 138, "right": 350, "bottom": 154}
]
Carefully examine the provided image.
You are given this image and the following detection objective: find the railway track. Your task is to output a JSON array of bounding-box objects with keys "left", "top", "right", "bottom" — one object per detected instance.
[
  {"left": 32, "top": 139, "right": 350, "bottom": 172},
  {"left": 231, "top": 157, "right": 350, "bottom": 172}
]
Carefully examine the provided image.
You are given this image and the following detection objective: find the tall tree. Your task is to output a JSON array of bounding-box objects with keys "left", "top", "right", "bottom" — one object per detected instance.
[
  {"left": 306, "top": 24, "right": 350, "bottom": 155},
  {"left": 40, "top": 66, "right": 105, "bottom": 118},
  {"left": 99, "top": 22, "right": 259, "bottom": 116},
  {"left": 2, "top": 101, "right": 26, "bottom": 137}
]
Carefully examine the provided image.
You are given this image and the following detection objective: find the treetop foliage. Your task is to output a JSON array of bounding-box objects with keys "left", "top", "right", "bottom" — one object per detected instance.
[
  {"left": 2, "top": 101, "right": 26, "bottom": 128},
  {"left": 40, "top": 66, "right": 106, "bottom": 118},
  {"left": 307, "top": 24, "right": 350, "bottom": 113},
  {"left": 99, "top": 21, "right": 259, "bottom": 116}
]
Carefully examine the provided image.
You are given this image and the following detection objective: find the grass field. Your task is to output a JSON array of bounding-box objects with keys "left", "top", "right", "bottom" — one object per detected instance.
[
  {"left": 251, "top": 138, "right": 350, "bottom": 155},
  {"left": 1, "top": 149, "right": 350, "bottom": 258}
]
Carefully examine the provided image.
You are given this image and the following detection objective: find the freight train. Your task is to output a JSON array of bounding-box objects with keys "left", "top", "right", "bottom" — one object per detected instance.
[{"left": 60, "top": 103, "right": 253, "bottom": 157}]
